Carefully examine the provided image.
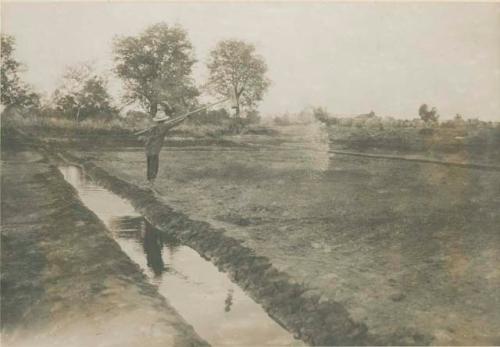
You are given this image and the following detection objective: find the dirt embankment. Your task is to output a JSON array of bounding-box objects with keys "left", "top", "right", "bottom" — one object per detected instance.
[{"left": 0, "top": 133, "right": 208, "bottom": 347}]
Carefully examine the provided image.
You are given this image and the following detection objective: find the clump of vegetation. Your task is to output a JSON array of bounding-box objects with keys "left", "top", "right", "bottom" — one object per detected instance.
[
  {"left": 2, "top": 109, "right": 134, "bottom": 138},
  {"left": 206, "top": 39, "right": 270, "bottom": 118},
  {"left": 113, "top": 22, "right": 198, "bottom": 117},
  {"left": 52, "top": 63, "right": 118, "bottom": 121},
  {"left": 270, "top": 108, "right": 316, "bottom": 126},
  {"left": 1, "top": 34, "right": 119, "bottom": 132},
  {"left": 313, "top": 107, "right": 330, "bottom": 124},
  {"left": 418, "top": 103, "right": 439, "bottom": 123},
  {"left": 178, "top": 108, "right": 263, "bottom": 137},
  {"left": 1, "top": 34, "right": 40, "bottom": 111},
  {"left": 312, "top": 104, "right": 500, "bottom": 158}
]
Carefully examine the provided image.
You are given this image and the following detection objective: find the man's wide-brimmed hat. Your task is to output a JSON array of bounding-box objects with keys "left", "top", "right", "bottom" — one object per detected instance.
[{"left": 152, "top": 114, "right": 170, "bottom": 122}]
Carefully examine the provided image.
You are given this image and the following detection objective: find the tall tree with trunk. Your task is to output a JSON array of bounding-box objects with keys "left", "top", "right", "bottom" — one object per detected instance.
[
  {"left": 1, "top": 34, "right": 40, "bottom": 110},
  {"left": 207, "top": 40, "right": 270, "bottom": 117},
  {"left": 113, "top": 23, "right": 198, "bottom": 117}
]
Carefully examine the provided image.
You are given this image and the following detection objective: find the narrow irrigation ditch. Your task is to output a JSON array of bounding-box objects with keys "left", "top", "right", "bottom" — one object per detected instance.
[{"left": 58, "top": 165, "right": 302, "bottom": 346}]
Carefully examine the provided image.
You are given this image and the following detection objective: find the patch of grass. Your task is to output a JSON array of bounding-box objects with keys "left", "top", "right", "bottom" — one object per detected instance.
[
  {"left": 1, "top": 107, "right": 268, "bottom": 140},
  {"left": 324, "top": 123, "right": 500, "bottom": 165},
  {"left": 2, "top": 109, "right": 137, "bottom": 136}
]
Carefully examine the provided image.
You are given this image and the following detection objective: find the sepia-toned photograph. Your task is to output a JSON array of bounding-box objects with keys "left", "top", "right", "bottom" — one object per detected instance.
[{"left": 1, "top": 1, "right": 499, "bottom": 346}]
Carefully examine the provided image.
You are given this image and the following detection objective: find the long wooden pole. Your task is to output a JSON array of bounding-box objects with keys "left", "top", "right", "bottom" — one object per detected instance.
[{"left": 134, "top": 98, "right": 230, "bottom": 136}]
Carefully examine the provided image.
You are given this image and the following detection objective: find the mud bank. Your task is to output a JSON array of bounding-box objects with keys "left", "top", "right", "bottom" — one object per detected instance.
[
  {"left": 58, "top": 165, "right": 302, "bottom": 346},
  {"left": 1, "top": 135, "right": 208, "bottom": 347},
  {"left": 41, "top": 146, "right": 398, "bottom": 346}
]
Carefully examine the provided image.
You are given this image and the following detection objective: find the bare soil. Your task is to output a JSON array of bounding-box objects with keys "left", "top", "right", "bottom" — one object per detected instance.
[{"left": 0, "top": 132, "right": 208, "bottom": 347}]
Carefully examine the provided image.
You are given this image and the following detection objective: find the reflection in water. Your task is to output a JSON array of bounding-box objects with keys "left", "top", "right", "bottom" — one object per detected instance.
[
  {"left": 143, "top": 221, "right": 165, "bottom": 276},
  {"left": 58, "top": 165, "right": 302, "bottom": 346}
]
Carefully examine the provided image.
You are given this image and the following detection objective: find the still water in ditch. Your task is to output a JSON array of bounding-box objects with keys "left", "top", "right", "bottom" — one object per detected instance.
[{"left": 59, "top": 166, "right": 303, "bottom": 346}]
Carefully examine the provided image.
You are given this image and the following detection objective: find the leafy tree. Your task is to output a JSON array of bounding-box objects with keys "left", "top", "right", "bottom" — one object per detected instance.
[
  {"left": 418, "top": 104, "right": 428, "bottom": 119},
  {"left": 1, "top": 34, "right": 40, "bottom": 109},
  {"left": 418, "top": 103, "right": 439, "bottom": 123},
  {"left": 313, "top": 107, "right": 329, "bottom": 123},
  {"left": 53, "top": 63, "right": 117, "bottom": 121},
  {"left": 113, "top": 23, "right": 198, "bottom": 117},
  {"left": 207, "top": 40, "right": 270, "bottom": 117}
]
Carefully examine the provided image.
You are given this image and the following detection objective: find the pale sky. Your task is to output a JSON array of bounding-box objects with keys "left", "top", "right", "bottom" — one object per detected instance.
[{"left": 2, "top": 1, "right": 500, "bottom": 120}]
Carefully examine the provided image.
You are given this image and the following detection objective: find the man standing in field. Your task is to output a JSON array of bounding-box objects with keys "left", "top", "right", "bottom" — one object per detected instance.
[
  {"left": 141, "top": 103, "right": 174, "bottom": 186},
  {"left": 137, "top": 98, "right": 230, "bottom": 187}
]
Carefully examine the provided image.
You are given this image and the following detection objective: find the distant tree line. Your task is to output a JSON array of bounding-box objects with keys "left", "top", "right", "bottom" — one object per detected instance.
[
  {"left": 311, "top": 104, "right": 497, "bottom": 130},
  {"left": 1, "top": 23, "right": 270, "bottom": 127}
]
